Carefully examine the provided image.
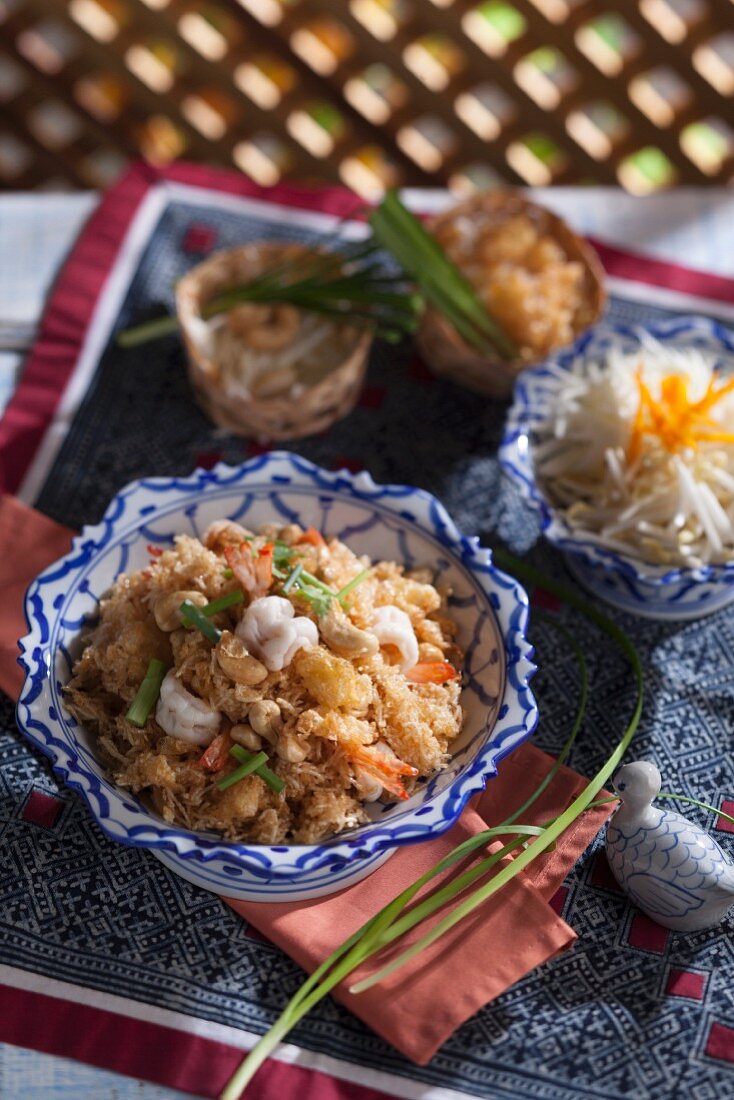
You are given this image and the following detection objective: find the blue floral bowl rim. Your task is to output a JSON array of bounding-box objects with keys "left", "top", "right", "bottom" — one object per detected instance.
[
  {"left": 16, "top": 451, "right": 538, "bottom": 878},
  {"left": 499, "top": 315, "right": 734, "bottom": 590}
]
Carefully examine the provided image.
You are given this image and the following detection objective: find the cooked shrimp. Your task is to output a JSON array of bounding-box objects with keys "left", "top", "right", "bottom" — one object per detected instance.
[
  {"left": 155, "top": 670, "right": 222, "bottom": 746},
  {"left": 304, "top": 710, "right": 418, "bottom": 801},
  {"left": 237, "top": 595, "right": 318, "bottom": 671},
  {"left": 370, "top": 605, "right": 419, "bottom": 671},
  {"left": 351, "top": 742, "right": 419, "bottom": 801},
  {"left": 224, "top": 541, "right": 273, "bottom": 598}
]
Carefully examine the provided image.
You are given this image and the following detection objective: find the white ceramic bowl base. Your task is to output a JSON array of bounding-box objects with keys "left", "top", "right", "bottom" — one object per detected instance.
[
  {"left": 564, "top": 554, "right": 734, "bottom": 621},
  {"left": 153, "top": 846, "right": 394, "bottom": 901},
  {"left": 18, "top": 453, "right": 537, "bottom": 902}
]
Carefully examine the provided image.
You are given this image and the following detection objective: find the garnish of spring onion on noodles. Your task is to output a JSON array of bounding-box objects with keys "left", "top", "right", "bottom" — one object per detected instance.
[{"left": 533, "top": 337, "right": 734, "bottom": 568}]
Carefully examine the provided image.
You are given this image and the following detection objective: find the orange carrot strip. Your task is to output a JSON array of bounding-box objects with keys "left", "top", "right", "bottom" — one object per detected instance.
[
  {"left": 694, "top": 374, "right": 734, "bottom": 414},
  {"left": 297, "top": 527, "right": 327, "bottom": 547}
]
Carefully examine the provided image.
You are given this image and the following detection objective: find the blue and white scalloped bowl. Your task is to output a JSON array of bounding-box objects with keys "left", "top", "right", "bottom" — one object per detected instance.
[
  {"left": 18, "top": 452, "right": 537, "bottom": 902},
  {"left": 500, "top": 316, "right": 734, "bottom": 621}
]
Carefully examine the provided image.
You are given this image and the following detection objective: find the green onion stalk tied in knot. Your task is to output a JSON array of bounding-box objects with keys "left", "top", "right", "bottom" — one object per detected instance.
[{"left": 218, "top": 550, "right": 643, "bottom": 1100}]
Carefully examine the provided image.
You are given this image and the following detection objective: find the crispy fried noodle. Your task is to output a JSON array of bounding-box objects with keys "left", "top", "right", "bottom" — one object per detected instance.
[{"left": 65, "top": 522, "right": 464, "bottom": 844}]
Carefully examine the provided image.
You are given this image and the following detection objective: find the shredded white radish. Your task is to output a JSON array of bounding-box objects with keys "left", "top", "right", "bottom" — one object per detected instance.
[{"left": 533, "top": 338, "right": 734, "bottom": 567}]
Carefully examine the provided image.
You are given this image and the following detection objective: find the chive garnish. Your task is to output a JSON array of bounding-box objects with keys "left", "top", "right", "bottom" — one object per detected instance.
[
  {"left": 180, "top": 600, "right": 222, "bottom": 644},
  {"left": 298, "top": 569, "right": 337, "bottom": 598},
  {"left": 219, "top": 553, "right": 644, "bottom": 1098},
  {"left": 282, "top": 563, "right": 303, "bottom": 594},
  {"left": 201, "top": 590, "right": 244, "bottom": 616},
  {"left": 336, "top": 567, "right": 370, "bottom": 605},
  {"left": 369, "top": 190, "right": 517, "bottom": 360},
  {"left": 216, "top": 750, "right": 268, "bottom": 792},
  {"left": 222, "top": 567, "right": 234, "bottom": 579},
  {"left": 126, "top": 659, "right": 167, "bottom": 727},
  {"left": 230, "top": 744, "right": 285, "bottom": 794},
  {"left": 116, "top": 235, "right": 421, "bottom": 348}
]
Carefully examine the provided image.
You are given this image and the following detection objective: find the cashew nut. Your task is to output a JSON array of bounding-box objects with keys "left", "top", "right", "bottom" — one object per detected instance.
[
  {"left": 319, "top": 603, "right": 379, "bottom": 659},
  {"left": 277, "top": 523, "right": 304, "bottom": 545},
  {"left": 275, "top": 729, "right": 309, "bottom": 764},
  {"left": 230, "top": 723, "right": 263, "bottom": 752},
  {"left": 248, "top": 699, "right": 282, "bottom": 742},
  {"left": 216, "top": 631, "right": 268, "bottom": 686},
  {"left": 153, "top": 590, "right": 207, "bottom": 632}
]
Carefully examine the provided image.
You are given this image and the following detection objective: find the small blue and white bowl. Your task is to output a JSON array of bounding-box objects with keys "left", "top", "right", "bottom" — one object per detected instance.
[
  {"left": 500, "top": 316, "right": 734, "bottom": 621},
  {"left": 18, "top": 452, "right": 537, "bottom": 902}
]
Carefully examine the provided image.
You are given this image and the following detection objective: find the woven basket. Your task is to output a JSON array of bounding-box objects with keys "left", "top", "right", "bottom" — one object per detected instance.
[
  {"left": 415, "top": 191, "right": 606, "bottom": 399},
  {"left": 176, "top": 242, "right": 372, "bottom": 441}
]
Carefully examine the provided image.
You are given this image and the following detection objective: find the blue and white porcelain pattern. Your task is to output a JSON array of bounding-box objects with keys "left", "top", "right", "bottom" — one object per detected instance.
[
  {"left": 607, "top": 762, "right": 734, "bottom": 932},
  {"left": 17, "top": 451, "right": 537, "bottom": 902},
  {"left": 499, "top": 316, "right": 734, "bottom": 620}
]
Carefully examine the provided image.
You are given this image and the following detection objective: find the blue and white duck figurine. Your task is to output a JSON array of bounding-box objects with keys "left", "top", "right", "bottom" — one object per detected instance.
[{"left": 606, "top": 761, "right": 734, "bottom": 932}]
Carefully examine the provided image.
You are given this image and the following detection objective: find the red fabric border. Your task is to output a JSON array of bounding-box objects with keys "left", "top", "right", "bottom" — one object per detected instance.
[
  {"left": 0, "top": 162, "right": 364, "bottom": 496},
  {"left": 589, "top": 237, "right": 734, "bottom": 305},
  {"left": 0, "top": 983, "right": 394, "bottom": 1100}
]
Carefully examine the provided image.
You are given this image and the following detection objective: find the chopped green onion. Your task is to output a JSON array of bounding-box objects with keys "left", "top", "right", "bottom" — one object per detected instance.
[
  {"left": 273, "top": 541, "right": 297, "bottom": 566},
  {"left": 299, "top": 569, "right": 337, "bottom": 597},
  {"left": 222, "top": 567, "right": 234, "bottom": 579},
  {"left": 216, "top": 750, "right": 268, "bottom": 792},
  {"left": 180, "top": 600, "right": 222, "bottom": 644},
  {"left": 336, "top": 567, "right": 370, "bottom": 605},
  {"left": 126, "top": 659, "right": 167, "bottom": 727},
  {"left": 231, "top": 744, "right": 285, "bottom": 794},
  {"left": 201, "top": 590, "right": 244, "bottom": 616},
  {"left": 282, "top": 563, "right": 304, "bottom": 594}
]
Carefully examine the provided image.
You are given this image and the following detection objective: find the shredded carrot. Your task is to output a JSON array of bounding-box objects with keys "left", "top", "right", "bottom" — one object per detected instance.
[
  {"left": 627, "top": 368, "right": 734, "bottom": 458},
  {"left": 405, "top": 661, "right": 459, "bottom": 685},
  {"left": 297, "top": 527, "right": 327, "bottom": 547}
]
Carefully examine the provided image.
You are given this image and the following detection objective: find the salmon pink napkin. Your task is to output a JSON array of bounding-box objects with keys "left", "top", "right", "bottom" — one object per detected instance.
[{"left": 1, "top": 494, "right": 613, "bottom": 1065}]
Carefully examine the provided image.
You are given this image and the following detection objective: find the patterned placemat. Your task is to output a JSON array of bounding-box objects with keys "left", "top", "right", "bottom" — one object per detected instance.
[{"left": 1, "top": 164, "right": 734, "bottom": 1100}]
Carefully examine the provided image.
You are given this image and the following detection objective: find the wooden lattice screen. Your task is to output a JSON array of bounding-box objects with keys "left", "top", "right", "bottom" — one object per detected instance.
[{"left": 0, "top": 0, "right": 732, "bottom": 195}]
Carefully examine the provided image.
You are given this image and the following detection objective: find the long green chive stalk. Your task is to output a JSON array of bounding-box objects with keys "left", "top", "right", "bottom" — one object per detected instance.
[
  {"left": 125, "top": 658, "right": 167, "bottom": 727},
  {"left": 657, "top": 792, "right": 734, "bottom": 826},
  {"left": 219, "top": 826, "right": 541, "bottom": 1100},
  {"left": 117, "top": 236, "right": 422, "bottom": 348},
  {"left": 219, "top": 553, "right": 643, "bottom": 1099},
  {"left": 369, "top": 190, "right": 518, "bottom": 360}
]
